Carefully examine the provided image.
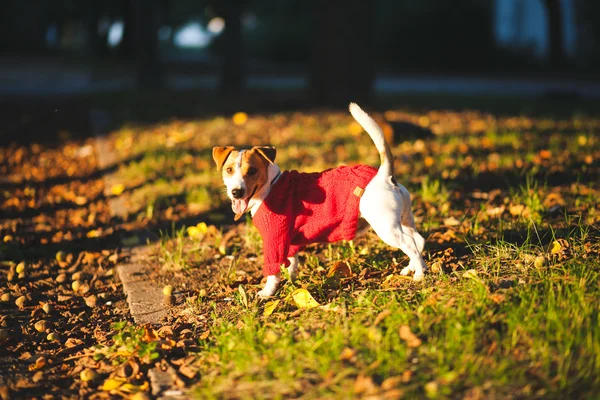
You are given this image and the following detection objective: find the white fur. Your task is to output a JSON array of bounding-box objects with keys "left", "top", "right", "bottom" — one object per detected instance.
[
  {"left": 223, "top": 150, "right": 246, "bottom": 200},
  {"left": 220, "top": 104, "right": 427, "bottom": 298}
]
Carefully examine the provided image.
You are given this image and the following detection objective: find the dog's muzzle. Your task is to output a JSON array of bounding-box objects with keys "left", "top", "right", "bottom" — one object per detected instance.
[{"left": 231, "top": 188, "right": 245, "bottom": 199}]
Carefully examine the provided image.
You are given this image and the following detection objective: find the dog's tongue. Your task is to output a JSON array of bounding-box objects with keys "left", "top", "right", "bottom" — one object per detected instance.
[{"left": 232, "top": 198, "right": 249, "bottom": 215}]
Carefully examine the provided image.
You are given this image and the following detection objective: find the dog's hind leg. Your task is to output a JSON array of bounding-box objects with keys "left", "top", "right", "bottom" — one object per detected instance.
[
  {"left": 379, "top": 225, "right": 426, "bottom": 281},
  {"left": 401, "top": 207, "right": 425, "bottom": 254}
]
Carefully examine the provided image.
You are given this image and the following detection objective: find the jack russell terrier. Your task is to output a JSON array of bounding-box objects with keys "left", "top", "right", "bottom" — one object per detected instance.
[{"left": 213, "top": 103, "right": 427, "bottom": 297}]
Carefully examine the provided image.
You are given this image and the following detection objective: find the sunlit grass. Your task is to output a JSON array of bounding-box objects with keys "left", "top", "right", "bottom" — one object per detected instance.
[{"left": 106, "top": 103, "right": 600, "bottom": 398}]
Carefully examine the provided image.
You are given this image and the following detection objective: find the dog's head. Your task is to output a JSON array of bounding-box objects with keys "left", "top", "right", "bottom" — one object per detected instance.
[{"left": 212, "top": 146, "right": 277, "bottom": 220}]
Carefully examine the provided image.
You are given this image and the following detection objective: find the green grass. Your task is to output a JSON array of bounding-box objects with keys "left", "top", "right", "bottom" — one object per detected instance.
[
  {"left": 104, "top": 100, "right": 600, "bottom": 398},
  {"left": 189, "top": 228, "right": 599, "bottom": 399}
]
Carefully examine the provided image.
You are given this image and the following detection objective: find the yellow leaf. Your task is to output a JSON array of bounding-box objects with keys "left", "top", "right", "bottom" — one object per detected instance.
[
  {"left": 291, "top": 288, "right": 320, "bottom": 309},
  {"left": 102, "top": 377, "right": 126, "bottom": 391},
  {"left": 186, "top": 226, "right": 200, "bottom": 238},
  {"left": 120, "top": 381, "right": 149, "bottom": 394},
  {"left": 86, "top": 229, "right": 102, "bottom": 238},
  {"left": 110, "top": 183, "right": 125, "bottom": 196},
  {"left": 232, "top": 112, "right": 248, "bottom": 126},
  {"left": 238, "top": 285, "right": 248, "bottom": 308},
  {"left": 550, "top": 240, "right": 562, "bottom": 255},
  {"left": 197, "top": 222, "right": 208, "bottom": 234},
  {"left": 263, "top": 299, "right": 280, "bottom": 317}
]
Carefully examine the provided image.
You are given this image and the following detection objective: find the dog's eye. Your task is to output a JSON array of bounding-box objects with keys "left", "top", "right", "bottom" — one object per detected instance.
[
  {"left": 248, "top": 167, "right": 257, "bottom": 176},
  {"left": 225, "top": 167, "right": 233, "bottom": 174}
]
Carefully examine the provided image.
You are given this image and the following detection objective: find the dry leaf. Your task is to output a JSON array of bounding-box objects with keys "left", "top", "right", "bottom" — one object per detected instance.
[
  {"left": 327, "top": 261, "right": 352, "bottom": 278},
  {"left": 340, "top": 347, "right": 357, "bottom": 362},
  {"left": 443, "top": 216, "right": 460, "bottom": 227},
  {"left": 290, "top": 289, "right": 320, "bottom": 309},
  {"left": 263, "top": 299, "right": 280, "bottom": 317},
  {"left": 28, "top": 356, "right": 46, "bottom": 371},
  {"left": 102, "top": 377, "right": 126, "bottom": 391},
  {"left": 110, "top": 184, "right": 125, "bottom": 196},
  {"left": 399, "top": 325, "right": 422, "bottom": 348},
  {"left": 373, "top": 309, "right": 392, "bottom": 327}
]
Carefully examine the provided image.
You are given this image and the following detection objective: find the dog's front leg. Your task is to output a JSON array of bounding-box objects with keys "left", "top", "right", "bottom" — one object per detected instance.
[{"left": 257, "top": 274, "right": 281, "bottom": 298}]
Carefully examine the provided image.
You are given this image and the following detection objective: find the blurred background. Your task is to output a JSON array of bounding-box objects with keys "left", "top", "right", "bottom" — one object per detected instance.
[{"left": 1, "top": 0, "right": 600, "bottom": 143}]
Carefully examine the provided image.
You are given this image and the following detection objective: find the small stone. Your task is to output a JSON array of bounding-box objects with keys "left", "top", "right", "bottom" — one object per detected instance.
[
  {"left": 34, "top": 320, "right": 48, "bottom": 333},
  {"left": 1, "top": 293, "right": 11, "bottom": 302},
  {"left": 15, "top": 295, "right": 27, "bottom": 309},
  {"left": 7, "top": 272, "right": 15, "bottom": 282},
  {"left": 56, "top": 273, "right": 67, "bottom": 283},
  {"left": 80, "top": 368, "right": 98, "bottom": 382},
  {"left": 47, "top": 332, "right": 60, "bottom": 341},
  {"left": 430, "top": 261, "right": 442, "bottom": 274},
  {"left": 17, "top": 272, "right": 25, "bottom": 279},
  {"left": 71, "top": 272, "right": 83, "bottom": 281},
  {"left": 72, "top": 280, "right": 81, "bottom": 293}
]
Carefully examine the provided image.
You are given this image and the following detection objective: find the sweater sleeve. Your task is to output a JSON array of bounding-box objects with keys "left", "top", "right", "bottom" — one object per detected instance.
[{"left": 259, "top": 212, "right": 292, "bottom": 276}]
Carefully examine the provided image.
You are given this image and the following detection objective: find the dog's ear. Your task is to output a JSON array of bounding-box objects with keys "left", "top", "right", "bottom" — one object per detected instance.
[
  {"left": 252, "top": 146, "right": 276, "bottom": 164},
  {"left": 212, "top": 146, "right": 236, "bottom": 171}
]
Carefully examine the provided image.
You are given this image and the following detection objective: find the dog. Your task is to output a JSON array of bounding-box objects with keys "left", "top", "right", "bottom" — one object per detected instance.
[{"left": 213, "top": 103, "right": 427, "bottom": 297}]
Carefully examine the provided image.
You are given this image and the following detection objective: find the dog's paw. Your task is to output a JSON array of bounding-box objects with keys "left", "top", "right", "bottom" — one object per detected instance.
[
  {"left": 400, "top": 266, "right": 412, "bottom": 276},
  {"left": 412, "top": 271, "right": 425, "bottom": 281},
  {"left": 257, "top": 287, "right": 276, "bottom": 298}
]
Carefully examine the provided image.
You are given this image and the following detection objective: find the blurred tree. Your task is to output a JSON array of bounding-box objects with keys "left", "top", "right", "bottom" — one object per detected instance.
[
  {"left": 133, "top": 0, "right": 164, "bottom": 88},
  {"left": 543, "top": 0, "right": 566, "bottom": 68},
  {"left": 209, "top": 0, "right": 247, "bottom": 92},
  {"left": 310, "top": 0, "right": 374, "bottom": 105}
]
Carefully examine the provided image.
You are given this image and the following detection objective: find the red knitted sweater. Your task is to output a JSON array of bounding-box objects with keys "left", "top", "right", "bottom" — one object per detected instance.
[{"left": 253, "top": 165, "right": 377, "bottom": 276}]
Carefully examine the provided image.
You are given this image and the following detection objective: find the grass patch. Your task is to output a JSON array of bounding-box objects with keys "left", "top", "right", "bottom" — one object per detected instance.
[{"left": 104, "top": 100, "right": 600, "bottom": 398}]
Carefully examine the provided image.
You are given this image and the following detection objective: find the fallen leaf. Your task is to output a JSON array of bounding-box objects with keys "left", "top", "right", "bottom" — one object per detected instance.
[
  {"left": 399, "top": 325, "right": 422, "bottom": 348},
  {"left": 238, "top": 285, "right": 248, "bottom": 308},
  {"left": 290, "top": 289, "right": 320, "bottom": 309},
  {"left": 443, "top": 216, "right": 460, "bottom": 227},
  {"left": 110, "top": 184, "right": 125, "bottom": 196},
  {"left": 373, "top": 309, "right": 392, "bottom": 327},
  {"left": 102, "top": 377, "right": 126, "bottom": 391},
  {"left": 327, "top": 261, "right": 352, "bottom": 278},
  {"left": 28, "top": 356, "right": 46, "bottom": 371},
  {"left": 263, "top": 299, "right": 280, "bottom": 317},
  {"left": 354, "top": 374, "right": 377, "bottom": 395},
  {"left": 339, "top": 347, "right": 357, "bottom": 362}
]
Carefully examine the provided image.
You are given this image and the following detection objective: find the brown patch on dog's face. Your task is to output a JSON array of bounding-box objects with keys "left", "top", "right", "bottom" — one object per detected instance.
[
  {"left": 212, "top": 146, "right": 236, "bottom": 171},
  {"left": 239, "top": 149, "right": 271, "bottom": 198},
  {"left": 219, "top": 147, "right": 274, "bottom": 220}
]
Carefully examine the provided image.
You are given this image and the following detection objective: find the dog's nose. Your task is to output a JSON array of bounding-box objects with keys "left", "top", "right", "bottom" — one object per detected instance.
[{"left": 231, "top": 188, "right": 245, "bottom": 199}]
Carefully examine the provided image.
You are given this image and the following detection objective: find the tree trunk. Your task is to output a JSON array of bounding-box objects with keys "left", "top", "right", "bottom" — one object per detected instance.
[
  {"left": 133, "top": 0, "right": 164, "bottom": 88},
  {"left": 213, "top": 0, "right": 245, "bottom": 92},
  {"left": 118, "top": 0, "right": 136, "bottom": 60},
  {"left": 310, "top": 0, "right": 374, "bottom": 106},
  {"left": 543, "top": 0, "right": 566, "bottom": 68}
]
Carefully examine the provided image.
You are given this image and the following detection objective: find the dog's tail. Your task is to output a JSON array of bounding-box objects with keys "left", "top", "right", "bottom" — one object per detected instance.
[{"left": 348, "top": 102, "right": 395, "bottom": 180}]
